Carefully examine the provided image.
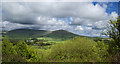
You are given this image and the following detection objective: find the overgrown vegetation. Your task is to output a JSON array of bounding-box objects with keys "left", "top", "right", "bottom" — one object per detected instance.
[
  {"left": 2, "top": 38, "right": 41, "bottom": 62},
  {"left": 47, "top": 37, "right": 109, "bottom": 62},
  {"left": 2, "top": 17, "right": 120, "bottom": 62},
  {"left": 2, "top": 37, "right": 110, "bottom": 62},
  {"left": 104, "top": 16, "right": 120, "bottom": 61}
]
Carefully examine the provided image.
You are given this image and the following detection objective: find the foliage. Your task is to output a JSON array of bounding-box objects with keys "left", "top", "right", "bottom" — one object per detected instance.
[
  {"left": 105, "top": 16, "right": 120, "bottom": 49},
  {"left": 107, "top": 39, "right": 120, "bottom": 61},
  {"left": 104, "top": 16, "right": 120, "bottom": 61},
  {"left": 48, "top": 37, "right": 108, "bottom": 62},
  {"left": 2, "top": 38, "right": 25, "bottom": 62},
  {"left": 96, "top": 40, "right": 109, "bottom": 61},
  {"left": 26, "top": 46, "right": 41, "bottom": 62},
  {"left": 2, "top": 36, "right": 115, "bottom": 62},
  {"left": 2, "top": 38, "right": 42, "bottom": 62},
  {"left": 2, "top": 38, "right": 13, "bottom": 61},
  {"left": 14, "top": 40, "right": 28, "bottom": 57},
  {"left": 14, "top": 40, "right": 43, "bottom": 62}
]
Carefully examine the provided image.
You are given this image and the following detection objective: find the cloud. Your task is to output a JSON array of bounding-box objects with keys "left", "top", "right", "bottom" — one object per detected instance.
[
  {"left": 2, "top": 0, "right": 120, "bottom": 2},
  {"left": 2, "top": 2, "right": 119, "bottom": 37},
  {"left": 2, "top": 21, "right": 36, "bottom": 31},
  {"left": 36, "top": 16, "right": 67, "bottom": 25},
  {"left": 75, "top": 26, "right": 84, "bottom": 31},
  {"left": 2, "top": 2, "right": 108, "bottom": 24}
]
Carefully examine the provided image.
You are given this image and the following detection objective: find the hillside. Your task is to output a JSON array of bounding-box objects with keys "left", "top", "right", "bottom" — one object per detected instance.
[
  {"left": 5, "top": 29, "right": 51, "bottom": 39},
  {"left": 45, "top": 30, "right": 79, "bottom": 39},
  {"left": 5, "top": 29, "right": 79, "bottom": 40}
]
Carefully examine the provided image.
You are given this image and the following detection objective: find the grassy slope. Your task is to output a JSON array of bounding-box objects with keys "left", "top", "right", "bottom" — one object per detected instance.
[
  {"left": 44, "top": 30, "right": 79, "bottom": 40},
  {"left": 5, "top": 29, "right": 79, "bottom": 40},
  {"left": 5, "top": 29, "right": 51, "bottom": 39}
]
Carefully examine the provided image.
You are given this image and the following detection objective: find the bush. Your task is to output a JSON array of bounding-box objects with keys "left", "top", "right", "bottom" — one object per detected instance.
[
  {"left": 26, "top": 46, "right": 41, "bottom": 62},
  {"left": 48, "top": 37, "right": 108, "bottom": 62},
  {"left": 104, "top": 16, "right": 120, "bottom": 56},
  {"left": 2, "top": 38, "right": 41, "bottom": 62},
  {"left": 14, "top": 40, "right": 28, "bottom": 57},
  {"left": 14, "top": 40, "right": 42, "bottom": 62},
  {"left": 96, "top": 40, "right": 109, "bottom": 61},
  {"left": 2, "top": 38, "right": 26, "bottom": 62},
  {"left": 107, "top": 39, "right": 120, "bottom": 61}
]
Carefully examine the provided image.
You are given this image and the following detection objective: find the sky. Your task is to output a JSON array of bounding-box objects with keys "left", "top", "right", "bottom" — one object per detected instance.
[{"left": 1, "top": 0, "right": 120, "bottom": 37}]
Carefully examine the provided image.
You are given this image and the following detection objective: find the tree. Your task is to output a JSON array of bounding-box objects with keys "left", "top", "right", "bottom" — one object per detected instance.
[
  {"left": 2, "top": 38, "right": 17, "bottom": 61},
  {"left": 105, "top": 16, "right": 120, "bottom": 53},
  {"left": 15, "top": 40, "right": 28, "bottom": 57}
]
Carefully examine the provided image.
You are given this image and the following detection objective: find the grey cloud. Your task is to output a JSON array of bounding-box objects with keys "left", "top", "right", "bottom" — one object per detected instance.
[
  {"left": 2, "top": 2, "right": 118, "bottom": 37},
  {"left": 2, "top": 2, "right": 108, "bottom": 25}
]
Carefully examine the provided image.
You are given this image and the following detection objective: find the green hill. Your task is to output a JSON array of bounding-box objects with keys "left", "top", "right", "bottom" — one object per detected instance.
[
  {"left": 5, "top": 29, "right": 51, "bottom": 39},
  {"left": 4, "top": 29, "right": 107, "bottom": 42},
  {"left": 5, "top": 29, "right": 79, "bottom": 40},
  {"left": 45, "top": 30, "right": 79, "bottom": 40}
]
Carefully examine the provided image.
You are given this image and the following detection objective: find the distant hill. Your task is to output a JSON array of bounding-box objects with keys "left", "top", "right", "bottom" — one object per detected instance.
[
  {"left": 45, "top": 30, "right": 79, "bottom": 39},
  {"left": 5, "top": 29, "right": 79, "bottom": 40},
  {"left": 5, "top": 29, "right": 49, "bottom": 39}
]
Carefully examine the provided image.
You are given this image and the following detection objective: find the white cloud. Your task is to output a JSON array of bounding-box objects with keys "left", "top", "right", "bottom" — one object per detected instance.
[
  {"left": 2, "top": 2, "right": 119, "bottom": 37},
  {"left": 36, "top": 16, "right": 66, "bottom": 25},
  {"left": 75, "top": 26, "right": 84, "bottom": 31},
  {"left": 2, "top": 2, "right": 108, "bottom": 24}
]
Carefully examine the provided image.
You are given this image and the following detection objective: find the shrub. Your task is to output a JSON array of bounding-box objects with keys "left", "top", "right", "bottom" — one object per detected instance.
[
  {"left": 107, "top": 39, "right": 120, "bottom": 61},
  {"left": 14, "top": 40, "right": 28, "bottom": 57},
  {"left": 2, "top": 38, "right": 43, "bottom": 62},
  {"left": 14, "top": 40, "right": 42, "bottom": 62},
  {"left": 26, "top": 46, "right": 41, "bottom": 62},
  {"left": 96, "top": 40, "right": 109, "bottom": 61},
  {"left": 2, "top": 38, "right": 26, "bottom": 62},
  {"left": 104, "top": 16, "right": 120, "bottom": 61},
  {"left": 48, "top": 37, "right": 108, "bottom": 62}
]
